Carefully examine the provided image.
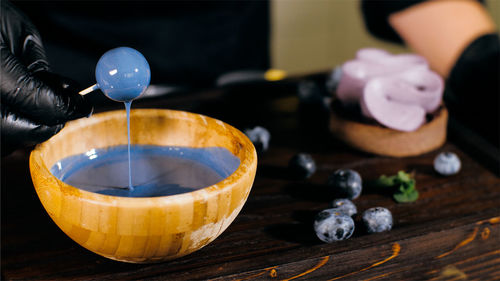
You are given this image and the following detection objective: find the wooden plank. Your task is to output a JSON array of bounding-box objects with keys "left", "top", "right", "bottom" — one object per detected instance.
[{"left": 2, "top": 89, "right": 499, "bottom": 280}]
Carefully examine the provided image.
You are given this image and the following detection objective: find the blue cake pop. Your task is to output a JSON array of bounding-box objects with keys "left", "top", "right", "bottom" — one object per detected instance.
[{"left": 95, "top": 47, "right": 151, "bottom": 102}]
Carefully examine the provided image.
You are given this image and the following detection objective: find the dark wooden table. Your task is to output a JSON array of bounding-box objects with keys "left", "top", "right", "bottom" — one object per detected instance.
[{"left": 2, "top": 79, "right": 500, "bottom": 280}]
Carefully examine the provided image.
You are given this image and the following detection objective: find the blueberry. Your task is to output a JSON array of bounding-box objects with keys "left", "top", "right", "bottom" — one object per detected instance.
[
  {"left": 326, "top": 66, "right": 343, "bottom": 93},
  {"left": 331, "top": 199, "right": 357, "bottom": 217},
  {"left": 297, "top": 80, "right": 323, "bottom": 103},
  {"left": 288, "top": 153, "right": 316, "bottom": 179},
  {"left": 434, "top": 152, "right": 461, "bottom": 176},
  {"left": 362, "top": 207, "right": 393, "bottom": 233},
  {"left": 327, "top": 169, "right": 362, "bottom": 199},
  {"left": 244, "top": 126, "right": 271, "bottom": 153},
  {"left": 314, "top": 208, "right": 355, "bottom": 243}
]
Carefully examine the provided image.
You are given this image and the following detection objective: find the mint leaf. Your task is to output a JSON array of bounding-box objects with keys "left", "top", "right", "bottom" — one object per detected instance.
[
  {"left": 401, "top": 179, "right": 416, "bottom": 191},
  {"left": 375, "top": 170, "right": 418, "bottom": 203},
  {"left": 396, "top": 171, "right": 412, "bottom": 183}
]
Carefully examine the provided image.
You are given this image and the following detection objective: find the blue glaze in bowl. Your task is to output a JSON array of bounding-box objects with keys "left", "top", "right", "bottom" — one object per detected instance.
[
  {"left": 95, "top": 47, "right": 151, "bottom": 102},
  {"left": 50, "top": 145, "right": 240, "bottom": 198}
]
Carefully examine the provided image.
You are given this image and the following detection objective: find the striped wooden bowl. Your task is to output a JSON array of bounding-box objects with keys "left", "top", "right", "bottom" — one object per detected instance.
[{"left": 29, "top": 109, "right": 257, "bottom": 263}]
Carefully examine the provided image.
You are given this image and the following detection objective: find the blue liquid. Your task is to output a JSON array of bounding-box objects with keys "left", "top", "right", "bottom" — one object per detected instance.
[
  {"left": 94, "top": 47, "right": 151, "bottom": 191},
  {"left": 125, "top": 101, "right": 133, "bottom": 190},
  {"left": 51, "top": 145, "right": 240, "bottom": 197}
]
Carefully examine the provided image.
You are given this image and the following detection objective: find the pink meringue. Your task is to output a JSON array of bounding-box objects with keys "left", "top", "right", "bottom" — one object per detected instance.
[{"left": 335, "top": 48, "right": 444, "bottom": 131}]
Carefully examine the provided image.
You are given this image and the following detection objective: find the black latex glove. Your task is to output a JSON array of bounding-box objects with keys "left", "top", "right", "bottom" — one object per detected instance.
[{"left": 1, "top": 0, "right": 92, "bottom": 156}]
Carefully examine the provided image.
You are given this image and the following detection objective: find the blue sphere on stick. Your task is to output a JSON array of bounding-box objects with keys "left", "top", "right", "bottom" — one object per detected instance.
[{"left": 95, "top": 47, "right": 151, "bottom": 102}]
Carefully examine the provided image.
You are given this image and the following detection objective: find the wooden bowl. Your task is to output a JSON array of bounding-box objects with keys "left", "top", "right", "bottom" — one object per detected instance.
[
  {"left": 29, "top": 109, "right": 257, "bottom": 263},
  {"left": 329, "top": 106, "right": 448, "bottom": 157}
]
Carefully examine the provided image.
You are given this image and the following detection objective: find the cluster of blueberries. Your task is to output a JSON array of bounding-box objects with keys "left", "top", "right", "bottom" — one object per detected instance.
[
  {"left": 285, "top": 152, "right": 461, "bottom": 243},
  {"left": 314, "top": 169, "right": 393, "bottom": 243},
  {"left": 278, "top": 150, "right": 393, "bottom": 242},
  {"left": 244, "top": 121, "right": 461, "bottom": 244},
  {"left": 244, "top": 127, "right": 393, "bottom": 243}
]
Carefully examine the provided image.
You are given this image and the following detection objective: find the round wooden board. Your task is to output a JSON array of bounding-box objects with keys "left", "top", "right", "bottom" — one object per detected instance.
[{"left": 329, "top": 106, "right": 448, "bottom": 157}]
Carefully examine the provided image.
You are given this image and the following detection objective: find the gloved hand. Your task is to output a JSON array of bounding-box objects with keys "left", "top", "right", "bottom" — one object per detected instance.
[{"left": 1, "top": 0, "right": 92, "bottom": 156}]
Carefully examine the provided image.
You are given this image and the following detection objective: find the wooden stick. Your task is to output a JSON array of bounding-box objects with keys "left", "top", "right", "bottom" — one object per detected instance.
[{"left": 79, "top": 84, "right": 98, "bottom": 96}]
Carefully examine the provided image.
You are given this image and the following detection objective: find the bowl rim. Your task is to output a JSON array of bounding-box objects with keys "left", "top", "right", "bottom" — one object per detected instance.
[{"left": 30, "top": 108, "right": 257, "bottom": 206}]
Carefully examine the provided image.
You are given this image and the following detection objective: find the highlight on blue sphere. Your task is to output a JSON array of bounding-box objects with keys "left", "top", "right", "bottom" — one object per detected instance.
[{"left": 95, "top": 47, "right": 151, "bottom": 102}]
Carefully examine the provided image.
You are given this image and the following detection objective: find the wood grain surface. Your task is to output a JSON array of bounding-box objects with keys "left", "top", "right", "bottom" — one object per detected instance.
[{"left": 2, "top": 81, "right": 499, "bottom": 280}]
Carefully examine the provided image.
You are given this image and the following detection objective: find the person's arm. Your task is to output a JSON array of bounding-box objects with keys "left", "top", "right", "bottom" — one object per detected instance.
[
  {"left": 1, "top": 0, "right": 92, "bottom": 156},
  {"left": 387, "top": 0, "right": 496, "bottom": 78},
  {"left": 361, "top": 0, "right": 499, "bottom": 147}
]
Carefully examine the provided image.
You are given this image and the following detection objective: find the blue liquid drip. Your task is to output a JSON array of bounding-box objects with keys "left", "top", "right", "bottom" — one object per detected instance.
[
  {"left": 124, "top": 101, "right": 133, "bottom": 190},
  {"left": 51, "top": 145, "right": 240, "bottom": 198}
]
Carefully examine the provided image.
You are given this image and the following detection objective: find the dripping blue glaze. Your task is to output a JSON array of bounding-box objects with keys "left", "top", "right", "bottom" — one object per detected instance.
[
  {"left": 93, "top": 47, "right": 152, "bottom": 192},
  {"left": 51, "top": 145, "right": 240, "bottom": 198},
  {"left": 125, "top": 101, "right": 133, "bottom": 190}
]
